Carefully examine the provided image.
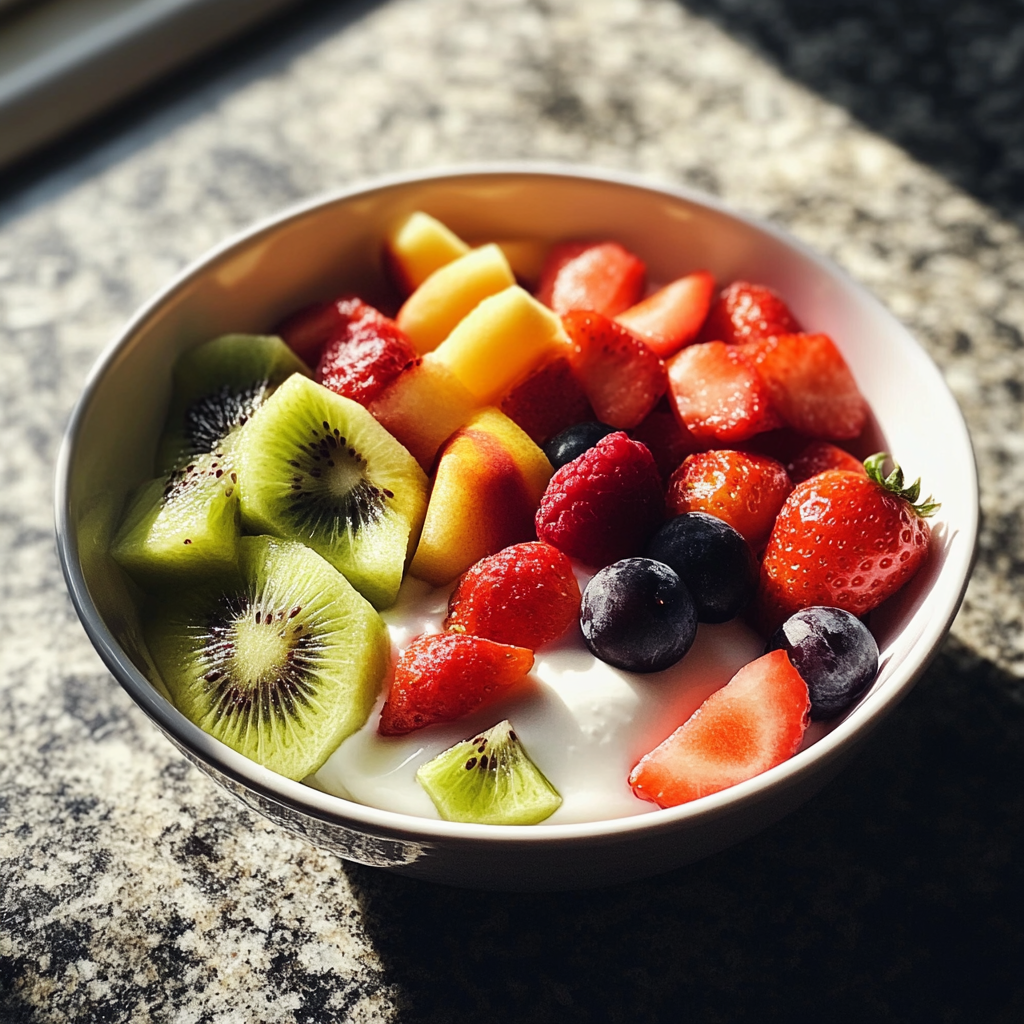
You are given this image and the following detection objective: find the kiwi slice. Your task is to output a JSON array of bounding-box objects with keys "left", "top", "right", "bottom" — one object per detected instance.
[
  {"left": 416, "top": 720, "right": 562, "bottom": 825},
  {"left": 110, "top": 451, "right": 240, "bottom": 586},
  {"left": 157, "top": 334, "right": 311, "bottom": 472},
  {"left": 234, "top": 374, "right": 428, "bottom": 609},
  {"left": 146, "top": 535, "right": 389, "bottom": 781}
]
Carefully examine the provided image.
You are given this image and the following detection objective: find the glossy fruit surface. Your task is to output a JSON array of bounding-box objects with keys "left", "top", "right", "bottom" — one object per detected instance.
[
  {"left": 579, "top": 558, "right": 697, "bottom": 673},
  {"left": 378, "top": 633, "right": 534, "bottom": 735},
  {"left": 445, "top": 542, "right": 581, "bottom": 650},
  {"left": 786, "top": 440, "right": 865, "bottom": 484},
  {"left": 766, "top": 606, "right": 879, "bottom": 720},
  {"left": 756, "top": 455, "right": 937, "bottom": 631},
  {"left": 542, "top": 421, "right": 618, "bottom": 470},
  {"left": 277, "top": 299, "right": 349, "bottom": 365},
  {"left": 666, "top": 449, "right": 793, "bottom": 549},
  {"left": 563, "top": 309, "right": 668, "bottom": 429},
  {"left": 536, "top": 240, "right": 646, "bottom": 317},
  {"left": 535, "top": 431, "right": 664, "bottom": 567},
  {"left": 499, "top": 356, "right": 594, "bottom": 445},
  {"left": 699, "top": 280, "right": 801, "bottom": 344},
  {"left": 628, "top": 649, "right": 810, "bottom": 808},
  {"left": 646, "top": 512, "right": 757, "bottom": 623},
  {"left": 615, "top": 270, "right": 716, "bottom": 358}
]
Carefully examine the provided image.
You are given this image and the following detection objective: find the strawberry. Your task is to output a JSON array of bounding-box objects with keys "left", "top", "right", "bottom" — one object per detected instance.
[
  {"left": 499, "top": 356, "right": 595, "bottom": 444},
  {"left": 629, "top": 399, "right": 703, "bottom": 482},
  {"left": 699, "top": 280, "right": 801, "bottom": 344},
  {"left": 316, "top": 298, "right": 419, "bottom": 406},
  {"left": 276, "top": 299, "right": 349, "bottom": 365},
  {"left": 740, "top": 332, "right": 867, "bottom": 440},
  {"left": 666, "top": 340, "right": 781, "bottom": 444},
  {"left": 536, "top": 241, "right": 646, "bottom": 317},
  {"left": 628, "top": 649, "right": 810, "bottom": 807},
  {"left": 535, "top": 431, "right": 664, "bottom": 567},
  {"left": 786, "top": 440, "right": 865, "bottom": 484},
  {"left": 615, "top": 270, "right": 716, "bottom": 358},
  {"left": 563, "top": 309, "right": 668, "bottom": 429},
  {"left": 378, "top": 633, "right": 534, "bottom": 736},
  {"left": 445, "top": 542, "right": 581, "bottom": 649},
  {"left": 755, "top": 453, "right": 939, "bottom": 632},
  {"left": 667, "top": 449, "right": 793, "bottom": 549}
]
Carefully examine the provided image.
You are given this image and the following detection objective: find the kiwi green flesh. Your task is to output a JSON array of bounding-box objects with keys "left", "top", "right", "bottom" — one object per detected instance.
[
  {"left": 416, "top": 720, "right": 562, "bottom": 825},
  {"left": 146, "top": 535, "right": 388, "bottom": 781},
  {"left": 110, "top": 451, "right": 240, "bottom": 586},
  {"left": 158, "top": 334, "right": 311, "bottom": 473},
  {"left": 235, "top": 374, "right": 428, "bottom": 610}
]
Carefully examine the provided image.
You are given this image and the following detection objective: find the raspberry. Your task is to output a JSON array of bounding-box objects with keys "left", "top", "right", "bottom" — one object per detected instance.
[
  {"left": 535, "top": 432, "right": 664, "bottom": 567},
  {"left": 445, "top": 542, "right": 581, "bottom": 649}
]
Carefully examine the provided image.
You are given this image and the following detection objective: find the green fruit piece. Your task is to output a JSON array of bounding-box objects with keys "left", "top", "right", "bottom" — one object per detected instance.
[
  {"left": 235, "top": 374, "right": 429, "bottom": 609},
  {"left": 146, "top": 535, "right": 389, "bottom": 781},
  {"left": 110, "top": 451, "right": 240, "bottom": 586},
  {"left": 416, "top": 720, "right": 562, "bottom": 825},
  {"left": 157, "top": 334, "right": 311, "bottom": 472}
]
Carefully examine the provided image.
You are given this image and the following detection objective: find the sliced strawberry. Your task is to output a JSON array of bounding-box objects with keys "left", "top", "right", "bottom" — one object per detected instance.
[
  {"left": 740, "top": 332, "right": 867, "bottom": 440},
  {"left": 615, "top": 270, "right": 716, "bottom": 358},
  {"left": 536, "top": 241, "right": 646, "bottom": 317},
  {"left": 535, "top": 431, "right": 664, "bottom": 567},
  {"left": 276, "top": 299, "right": 350, "bottom": 365},
  {"left": 666, "top": 341, "right": 781, "bottom": 444},
  {"left": 445, "top": 542, "right": 581, "bottom": 649},
  {"left": 667, "top": 449, "right": 793, "bottom": 549},
  {"left": 786, "top": 440, "right": 865, "bottom": 484},
  {"left": 563, "top": 309, "right": 667, "bottom": 430},
  {"left": 316, "top": 299, "right": 419, "bottom": 406},
  {"left": 628, "top": 650, "right": 810, "bottom": 808},
  {"left": 378, "top": 633, "right": 534, "bottom": 736},
  {"left": 499, "top": 356, "right": 595, "bottom": 445},
  {"left": 629, "top": 399, "right": 703, "bottom": 482},
  {"left": 699, "top": 280, "right": 801, "bottom": 344}
]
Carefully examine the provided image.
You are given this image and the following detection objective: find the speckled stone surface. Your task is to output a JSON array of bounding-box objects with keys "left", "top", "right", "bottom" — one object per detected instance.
[{"left": 2, "top": 0, "right": 1024, "bottom": 1020}]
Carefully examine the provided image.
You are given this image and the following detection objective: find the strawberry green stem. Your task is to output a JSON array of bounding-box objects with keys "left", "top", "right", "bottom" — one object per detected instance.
[{"left": 864, "top": 453, "right": 940, "bottom": 517}]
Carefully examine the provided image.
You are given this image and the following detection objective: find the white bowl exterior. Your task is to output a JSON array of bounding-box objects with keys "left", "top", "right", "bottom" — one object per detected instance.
[{"left": 56, "top": 166, "right": 978, "bottom": 889}]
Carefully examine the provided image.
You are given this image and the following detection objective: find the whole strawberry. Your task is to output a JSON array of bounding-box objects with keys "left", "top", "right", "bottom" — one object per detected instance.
[{"left": 756, "top": 453, "right": 939, "bottom": 632}]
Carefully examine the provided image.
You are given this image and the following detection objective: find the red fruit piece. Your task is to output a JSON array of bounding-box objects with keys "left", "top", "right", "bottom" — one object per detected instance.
[
  {"left": 629, "top": 399, "right": 703, "bottom": 482},
  {"left": 445, "top": 542, "right": 581, "bottom": 649},
  {"left": 499, "top": 356, "right": 595, "bottom": 444},
  {"left": 666, "top": 340, "right": 781, "bottom": 444},
  {"left": 276, "top": 299, "right": 349, "bottom": 365},
  {"left": 787, "top": 440, "right": 865, "bottom": 484},
  {"left": 378, "top": 633, "right": 534, "bottom": 736},
  {"left": 667, "top": 450, "right": 793, "bottom": 549},
  {"left": 699, "top": 280, "right": 801, "bottom": 344},
  {"left": 316, "top": 298, "right": 419, "bottom": 406},
  {"left": 629, "top": 649, "right": 810, "bottom": 808},
  {"left": 615, "top": 270, "right": 716, "bottom": 358},
  {"left": 535, "top": 431, "right": 664, "bottom": 567},
  {"left": 536, "top": 241, "right": 646, "bottom": 317},
  {"left": 740, "top": 332, "right": 867, "bottom": 440},
  {"left": 563, "top": 309, "right": 668, "bottom": 429},
  {"left": 756, "top": 454, "right": 938, "bottom": 632}
]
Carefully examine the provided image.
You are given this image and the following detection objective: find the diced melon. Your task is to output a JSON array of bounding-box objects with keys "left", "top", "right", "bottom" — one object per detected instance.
[{"left": 385, "top": 211, "right": 470, "bottom": 294}]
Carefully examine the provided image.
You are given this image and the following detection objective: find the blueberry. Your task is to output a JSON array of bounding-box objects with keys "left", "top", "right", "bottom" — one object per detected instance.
[
  {"left": 543, "top": 421, "right": 618, "bottom": 469},
  {"left": 580, "top": 558, "right": 697, "bottom": 673},
  {"left": 766, "top": 606, "right": 879, "bottom": 720},
  {"left": 645, "top": 513, "right": 757, "bottom": 623}
]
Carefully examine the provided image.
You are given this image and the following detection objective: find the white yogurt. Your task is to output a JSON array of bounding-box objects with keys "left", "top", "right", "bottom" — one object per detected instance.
[{"left": 312, "top": 567, "right": 769, "bottom": 824}]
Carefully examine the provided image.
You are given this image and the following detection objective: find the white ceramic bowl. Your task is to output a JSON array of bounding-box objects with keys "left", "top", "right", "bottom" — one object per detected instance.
[{"left": 55, "top": 166, "right": 978, "bottom": 890}]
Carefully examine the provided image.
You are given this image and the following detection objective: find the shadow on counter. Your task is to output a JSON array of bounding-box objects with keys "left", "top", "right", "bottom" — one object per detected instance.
[{"left": 345, "top": 633, "right": 1024, "bottom": 1022}]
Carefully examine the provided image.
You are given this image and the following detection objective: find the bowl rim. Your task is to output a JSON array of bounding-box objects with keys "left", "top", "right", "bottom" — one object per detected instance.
[{"left": 54, "top": 161, "right": 980, "bottom": 846}]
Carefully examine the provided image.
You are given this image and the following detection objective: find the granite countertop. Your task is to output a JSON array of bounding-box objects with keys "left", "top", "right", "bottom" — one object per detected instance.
[{"left": 3, "top": 0, "right": 1024, "bottom": 1020}]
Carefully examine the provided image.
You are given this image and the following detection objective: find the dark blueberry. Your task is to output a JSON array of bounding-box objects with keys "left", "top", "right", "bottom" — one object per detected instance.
[
  {"left": 645, "top": 512, "right": 757, "bottom": 623},
  {"left": 543, "top": 421, "right": 618, "bottom": 469},
  {"left": 766, "top": 606, "right": 879, "bottom": 720},
  {"left": 580, "top": 558, "right": 697, "bottom": 673}
]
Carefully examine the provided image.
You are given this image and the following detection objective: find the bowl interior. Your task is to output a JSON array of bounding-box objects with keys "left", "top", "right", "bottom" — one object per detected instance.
[{"left": 60, "top": 168, "right": 978, "bottom": 844}]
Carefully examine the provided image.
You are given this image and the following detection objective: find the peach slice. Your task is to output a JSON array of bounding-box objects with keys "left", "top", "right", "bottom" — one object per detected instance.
[
  {"left": 396, "top": 244, "right": 516, "bottom": 354},
  {"left": 430, "top": 285, "right": 570, "bottom": 405},
  {"left": 409, "top": 408, "right": 554, "bottom": 586},
  {"left": 367, "top": 356, "right": 479, "bottom": 472},
  {"left": 384, "top": 211, "right": 470, "bottom": 295}
]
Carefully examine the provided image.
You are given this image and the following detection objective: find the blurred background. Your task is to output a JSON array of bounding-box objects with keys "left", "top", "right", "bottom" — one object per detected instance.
[{"left": 2, "top": 1, "right": 1023, "bottom": 1021}]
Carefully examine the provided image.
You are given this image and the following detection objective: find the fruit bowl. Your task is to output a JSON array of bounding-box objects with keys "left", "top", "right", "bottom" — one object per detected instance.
[{"left": 55, "top": 166, "right": 978, "bottom": 890}]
